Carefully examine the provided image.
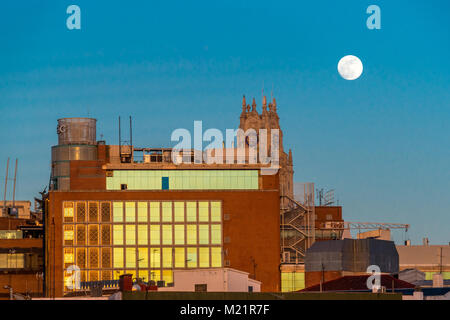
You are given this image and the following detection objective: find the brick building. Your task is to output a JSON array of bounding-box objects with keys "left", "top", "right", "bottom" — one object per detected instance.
[{"left": 45, "top": 97, "right": 289, "bottom": 297}]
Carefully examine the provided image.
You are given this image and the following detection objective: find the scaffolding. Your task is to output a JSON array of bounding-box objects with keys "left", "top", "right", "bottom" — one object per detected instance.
[{"left": 280, "top": 183, "right": 315, "bottom": 264}]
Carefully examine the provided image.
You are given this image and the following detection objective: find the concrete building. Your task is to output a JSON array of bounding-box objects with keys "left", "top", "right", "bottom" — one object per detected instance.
[
  {"left": 304, "top": 238, "right": 399, "bottom": 288},
  {"left": 396, "top": 244, "right": 450, "bottom": 283},
  {"left": 45, "top": 97, "right": 289, "bottom": 297},
  {"left": 158, "top": 268, "right": 261, "bottom": 292},
  {"left": 0, "top": 215, "right": 43, "bottom": 299},
  {"left": 1, "top": 201, "right": 31, "bottom": 220}
]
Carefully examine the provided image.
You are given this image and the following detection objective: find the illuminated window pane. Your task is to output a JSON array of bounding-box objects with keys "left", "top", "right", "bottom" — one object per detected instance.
[
  {"left": 125, "top": 202, "right": 136, "bottom": 222},
  {"left": 125, "top": 225, "right": 136, "bottom": 245},
  {"left": 162, "top": 270, "right": 173, "bottom": 284},
  {"left": 199, "top": 225, "right": 209, "bottom": 245},
  {"left": 162, "top": 248, "right": 173, "bottom": 268},
  {"left": 211, "top": 202, "right": 221, "bottom": 222},
  {"left": 138, "top": 248, "right": 148, "bottom": 268},
  {"left": 162, "top": 202, "right": 172, "bottom": 222},
  {"left": 137, "top": 202, "right": 148, "bottom": 222},
  {"left": 174, "top": 248, "right": 185, "bottom": 268},
  {"left": 211, "top": 247, "right": 222, "bottom": 267},
  {"left": 138, "top": 270, "right": 149, "bottom": 282},
  {"left": 64, "top": 248, "right": 74, "bottom": 264},
  {"left": 150, "top": 248, "right": 160, "bottom": 268},
  {"left": 199, "top": 248, "right": 210, "bottom": 267},
  {"left": 113, "top": 202, "right": 123, "bottom": 222},
  {"left": 150, "top": 269, "right": 161, "bottom": 282},
  {"left": 211, "top": 224, "right": 221, "bottom": 244},
  {"left": 186, "top": 225, "right": 197, "bottom": 245},
  {"left": 150, "top": 202, "right": 160, "bottom": 222},
  {"left": 174, "top": 225, "right": 185, "bottom": 245},
  {"left": 162, "top": 225, "right": 172, "bottom": 245},
  {"left": 187, "top": 248, "right": 197, "bottom": 268},
  {"left": 113, "top": 248, "right": 124, "bottom": 268},
  {"left": 64, "top": 202, "right": 74, "bottom": 223},
  {"left": 186, "top": 202, "right": 196, "bottom": 222},
  {"left": 113, "top": 225, "right": 123, "bottom": 245},
  {"left": 138, "top": 225, "right": 148, "bottom": 245},
  {"left": 150, "top": 225, "right": 160, "bottom": 245},
  {"left": 64, "top": 229, "right": 74, "bottom": 241},
  {"left": 126, "top": 248, "right": 136, "bottom": 268},
  {"left": 174, "top": 202, "right": 184, "bottom": 222},
  {"left": 198, "top": 201, "right": 209, "bottom": 222}
]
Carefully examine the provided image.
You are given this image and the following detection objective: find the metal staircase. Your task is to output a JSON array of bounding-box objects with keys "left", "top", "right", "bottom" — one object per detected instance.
[{"left": 280, "top": 184, "right": 315, "bottom": 264}]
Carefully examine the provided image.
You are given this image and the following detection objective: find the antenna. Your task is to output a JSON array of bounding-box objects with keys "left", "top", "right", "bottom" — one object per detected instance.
[
  {"left": 12, "top": 159, "right": 18, "bottom": 211},
  {"left": 3, "top": 158, "right": 9, "bottom": 216}
]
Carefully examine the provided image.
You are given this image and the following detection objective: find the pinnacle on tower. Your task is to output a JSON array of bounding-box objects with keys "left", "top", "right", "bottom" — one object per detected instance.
[
  {"left": 262, "top": 96, "right": 267, "bottom": 112},
  {"left": 272, "top": 97, "right": 277, "bottom": 112},
  {"left": 242, "top": 95, "right": 247, "bottom": 113},
  {"left": 252, "top": 98, "right": 257, "bottom": 112}
]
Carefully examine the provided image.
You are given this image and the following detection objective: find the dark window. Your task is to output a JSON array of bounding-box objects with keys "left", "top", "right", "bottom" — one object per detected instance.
[
  {"left": 248, "top": 286, "right": 253, "bottom": 292},
  {"left": 195, "top": 284, "right": 207, "bottom": 292},
  {"left": 162, "top": 177, "right": 169, "bottom": 190},
  {"left": 120, "top": 184, "right": 127, "bottom": 190}
]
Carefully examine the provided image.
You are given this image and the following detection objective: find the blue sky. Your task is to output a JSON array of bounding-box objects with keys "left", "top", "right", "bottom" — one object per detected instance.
[{"left": 0, "top": 1, "right": 449, "bottom": 244}]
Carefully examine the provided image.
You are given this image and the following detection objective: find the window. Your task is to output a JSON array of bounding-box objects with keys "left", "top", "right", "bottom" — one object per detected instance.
[
  {"left": 113, "top": 202, "right": 123, "bottom": 222},
  {"left": 174, "top": 202, "right": 184, "bottom": 222},
  {"left": 211, "top": 247, "right": 222, "bottom": 267},
  {"left": 138, "top": 225, "right": 148, "bottom": 245},
  {"left": 150, "top": 225, "right": 160, "bottom": 245},
  {"left": 187, "top": 248, "right": 197, "bottom": 268},
  {"left": 106, "top": 170, "right": 259, "bottom": 190},
  {"left": 137, "top": 202, "right": 147, "bottom": 222},
  {"left": 198, "top": 202, "right": 209, "bottom": 222},
  {"left": 150, "top": 249, "right": 160, "bottom": 268},
  {"left": 211, "top": 225, "right": 221, "bottom": 245},
  {"left": 162, "top": 270, "right": 173, "bottom": 284},
  {"left": 138, "top": 248, "right": 148, "bottom": 268},
  {"left": 125, "top": 202, "right": 136, "bottom": 222},
  {"left": 113, "top": 248, "right": 124, "bottom": 268},
  {"left": 126, "top": 248, "right": 136, "bottom": 268},
  {"left": 150, "top": 202, "right": 160, "bottom": 222},
  {"left": 125, "top": 225, "right": 136, "bottom": 245},
  {"left": 162, "top": 202, "right": 172, "bottom": 222},
  {"left": 174, "top": 248, "right": 185, "bottom": 268},
  {"left": 186, "top": 202, "right": 196, "bottom": 222},
  {"left": 186, "top": 225, "right": 197, "bottom": 245},
  {"left": 113, "top": 225, "right": 123, "bottom": 245},
  {"left": 199, "top": 248, "right": 209, "bottom": 267},
  {"left": 211, "top": 202, "right": 221, "bottom": 222},
  {"left": 162, "top": 225, "right": 172, "bottom": 245},
  {"left": 199, "top": 225, "right": 209, "bottom": 245},
  {"left": 174, "top": 225, "right": 185, "bottom": 245},
  {"left": 162, "top": 248, "right": 172, "bottom": 268}
]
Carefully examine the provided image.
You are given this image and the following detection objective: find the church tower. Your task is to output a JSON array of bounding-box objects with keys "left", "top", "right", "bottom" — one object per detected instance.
[{"left": 238, "top": 95, "right": 294, "bottom": 210}]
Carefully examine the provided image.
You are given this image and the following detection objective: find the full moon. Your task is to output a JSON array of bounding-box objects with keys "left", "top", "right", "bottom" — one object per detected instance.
[{"left": 337, "top": 55, "right": 363, "bottom": 80}]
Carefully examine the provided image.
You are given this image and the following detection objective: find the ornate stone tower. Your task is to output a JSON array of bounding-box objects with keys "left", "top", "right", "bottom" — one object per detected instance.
[{"left": 239, "top": 95, "right": 294, "bottom": 210}]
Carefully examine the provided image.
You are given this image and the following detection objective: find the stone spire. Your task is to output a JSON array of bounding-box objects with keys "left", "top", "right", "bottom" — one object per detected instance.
[
  {"left": 289, "top": 149, "right": 293, "bottom": 165},
  {"left": 272, "top": 98, "right": 277, "bottom": 112},
  {"left": 251, "top": 98, "right": 257, "bottom": 112},
  {"left": 241, "top": 95, "right": 247, "bottom": 115},
  {"left": 262, "top": 96, "right": 267, "bottom": 112}
]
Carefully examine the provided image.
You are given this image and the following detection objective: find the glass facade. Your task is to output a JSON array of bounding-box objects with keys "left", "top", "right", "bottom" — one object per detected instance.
[
  {"left": 106, "top": 170, "right": 258, "bottom": 190},
  {"left": 62, "top": 200, "right": 223, "bottom": 293}
]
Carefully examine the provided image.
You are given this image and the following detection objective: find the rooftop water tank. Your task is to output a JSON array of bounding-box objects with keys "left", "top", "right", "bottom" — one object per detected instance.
[{"left": 57, "top": 118, "right": 97, "bottom": 145}]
